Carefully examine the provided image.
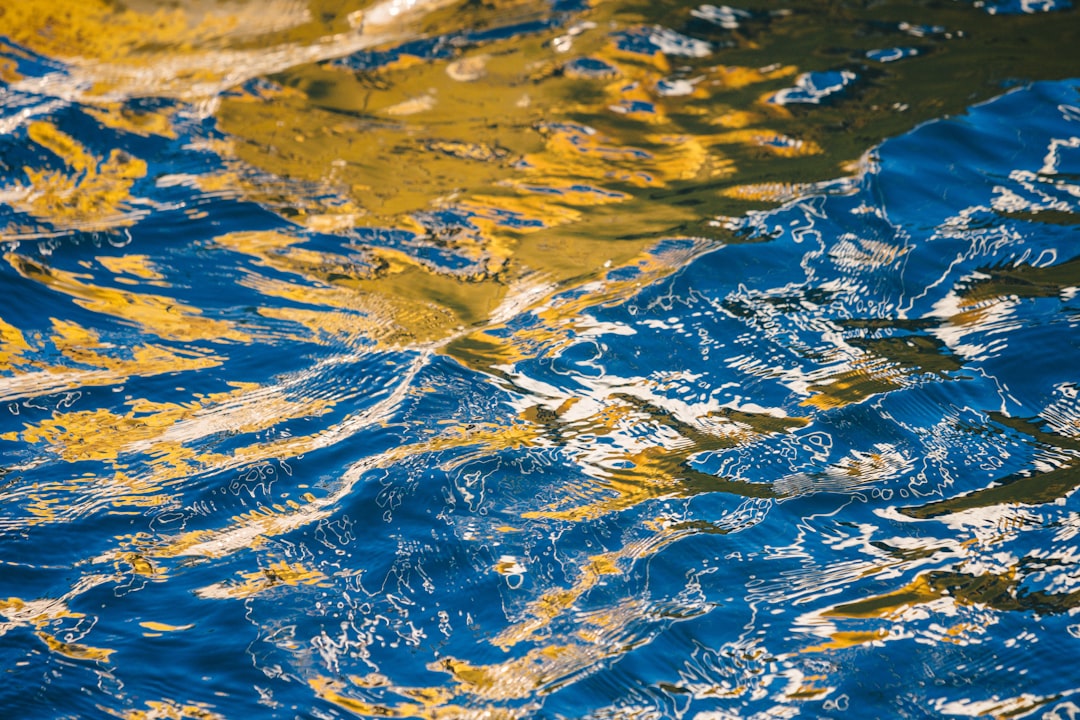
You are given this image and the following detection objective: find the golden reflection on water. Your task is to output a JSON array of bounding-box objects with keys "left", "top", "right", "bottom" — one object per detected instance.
[
  {"left": 3, "top": 0, "right": 1075, "bottom": 351},
  {"left": 11, "top": 121, "right": 148, "bottom": 234},
  {"left": 1, "top": 0, "right": 1079, "bottom": 716}
]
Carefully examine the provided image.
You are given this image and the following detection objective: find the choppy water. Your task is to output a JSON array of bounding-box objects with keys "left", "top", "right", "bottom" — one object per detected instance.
[{"left": 1, "top": 0, "right": 1079, "bottom": 718}]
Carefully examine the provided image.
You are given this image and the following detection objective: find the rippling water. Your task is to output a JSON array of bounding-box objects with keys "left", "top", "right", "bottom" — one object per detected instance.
[{"left": 2, "top": 0, "right": 1080, "bottom": 717}]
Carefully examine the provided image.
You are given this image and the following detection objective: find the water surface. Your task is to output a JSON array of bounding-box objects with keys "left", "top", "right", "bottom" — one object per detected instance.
[{"left": 1, "top": 0, "right": 1079, "bottom": 717}]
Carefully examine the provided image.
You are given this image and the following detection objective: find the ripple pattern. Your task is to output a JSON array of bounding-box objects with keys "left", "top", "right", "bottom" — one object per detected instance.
[{"left": 1, "top": 1, "right": 1079, "bottom": 718}]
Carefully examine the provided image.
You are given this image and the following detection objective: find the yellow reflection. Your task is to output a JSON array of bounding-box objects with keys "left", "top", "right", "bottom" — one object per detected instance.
[
  {"left": 523, "top": 124, "right": 706, "bottom": 189},
  {"left": 801, "top": 629, "right": 889, "bottom": 653},
  {"left": 36, "top": 630, "right": 114, "bottom": 662},
  {"left": 433, "top": 643, "right": 595, "bottom": 699},
  {"left": 823, "top": 575, "right": 942, "bottom": 620},
  {"left": 10, "top": 122, "right": 147, "bottom": 234},
  {"left": 217, "top": 230, "right": 510, "bottom": 343},
  {"left": 800, "top": 358, "right": 905, "bottom": 411},
  {"left": 494, "top": 526, "right": 689, "bottom": 649},
  {"left": 7, "top": 407, "right": 193, "bottom": 464},
  {"left": 0, "top": 316, "right": 33, "bottom": 372},
  {"left": 0, "top": 0, "right": 417, "bottom": 101},
  {"left": 448, "top": 240, "right": 711, "bottom": 370},
  {"left": 800, "top": 571, "right": 997, "bottom": 654},
  {"left": 216, "top": 230, "right": 375, "bottom": 286},
  {"left": 0, "top": 596, "right": 114, "bottom": 662},
  {"left": 720, "top": 181, "right": 817, "bottom": 202},
  {"left": 706, "top": 129, "right": 822, "bottom": 158},
  {"left": 6, "top": 254, "right": 250, "bottom": 343},
  {"left": 310, "top": 636, "right": 626, "bottom": 716},
  {"left": 310, "top": 675, "right": 526, "bottom": 719},
  {"left": 104, "top": 699, "right": 225, "bottom": 720},
  {"left": 83, "top": 103, "right": 177, "bottom": 139},
  {"left": 4, "top": 379, "right": 330, "bottom": 464},
  {"left": 203, "top": 7, "right": 824, "bottom": 352},
  {"left": 0, "top": 319, "right": 221, "bottom": 405},
  {"left": 0, "top": 0, "right": 267, "bottom": 64},
  {"left": 97, "top": 254, "right": 168, "bottom": 285},
  {"left": 196, "top": 560, "right": 328, "bottom": 599},
  {"left": 120, "top": 406, "right": 546, "bottom": 562},
  {"left": 1, "top": 376, "right": 340, "bottom": 528},
  {"left": 711, "top": 64, "right": 798, "bottom": 91},
  {"left": 0, "top": 54, "right": 19, "bottom": 83}
]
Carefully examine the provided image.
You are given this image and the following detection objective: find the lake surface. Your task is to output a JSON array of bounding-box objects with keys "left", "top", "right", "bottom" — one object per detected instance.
[{"left": 1, "top": 0, "right": 1079, "bottom": 717}]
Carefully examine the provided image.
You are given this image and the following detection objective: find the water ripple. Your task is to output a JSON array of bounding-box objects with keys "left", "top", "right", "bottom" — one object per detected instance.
[{"left": 2, "top": 0, "right": 1080, "bottom": 716}]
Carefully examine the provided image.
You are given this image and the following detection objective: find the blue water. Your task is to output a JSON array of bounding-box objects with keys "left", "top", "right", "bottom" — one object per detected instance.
[{"left": 2, "top": 3, "right": 1080, "bottom": 718}]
